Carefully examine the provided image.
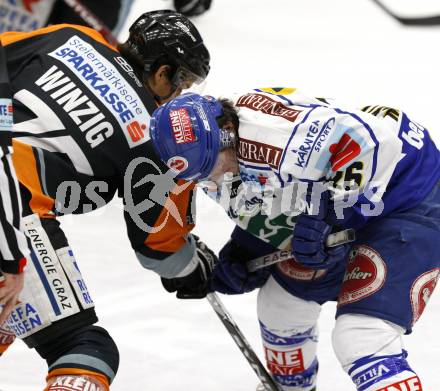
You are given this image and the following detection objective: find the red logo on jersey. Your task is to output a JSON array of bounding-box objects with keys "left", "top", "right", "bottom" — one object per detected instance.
[
  {"left": 236, "top": 93, "right": 302, "bottom": 123},
  {"left": 410, "top": 268, "right": 440, "bottom": 325},
  {"left": 170, "top": 108, "right": 196, "bottom": 144},
  {"left": 338, "top": 245, "right": 387, "bottom": 306},
  {"left": 376, "top": 376, "right": 422, "bottom": 391},
  {"left": 257, "top": 174, "right": 268, "bottom": 185},
  {"left": 238, "top": 138, "right": 283, "bottom": 169},
  {"left": 329, "top": 134, "right": 361, "bottom": 171},
  {"left": 127, "top": 121, "right": 146, "bottom": 142},
  {"left": 278, "top": 257, "right": 327, "bottom": 281},
  {"left": 167, "top": 156, "right": 189, "bottom": 173},
  {"left": 265, "top": 346, "right": 305, "bottom": 375}
]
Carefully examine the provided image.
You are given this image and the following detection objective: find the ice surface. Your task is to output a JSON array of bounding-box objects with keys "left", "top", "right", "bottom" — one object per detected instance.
[{"left": 1, "top": 0, "right": 439, "bottom": 390}]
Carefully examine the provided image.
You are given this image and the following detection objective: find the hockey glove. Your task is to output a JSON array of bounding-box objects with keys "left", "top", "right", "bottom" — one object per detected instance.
[
  {"left": 174, "top": 0, "right": 212, "bottom": 16},
  {"left": 211, "top": 239, "right": 271, "bottom": 295},
  {"left": 161, "top": 236, "right": 217, "bottom": 299},
  {"left": 292, "top": 190, "right": 351, "bottom": 270},
  {"left": 292, "top": 215, "right": 350, "bottom": 269}
]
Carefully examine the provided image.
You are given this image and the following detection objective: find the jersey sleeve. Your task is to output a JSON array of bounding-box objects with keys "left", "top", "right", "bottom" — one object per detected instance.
[
  {"left": 326, "top": 110, "right": 403, "bottom": 225},
  {"left": 280, "top": 105, "right": 403, "bottom": 227},
  {"left": 119, "top": 144, "right": 197, "bottom": 278}
]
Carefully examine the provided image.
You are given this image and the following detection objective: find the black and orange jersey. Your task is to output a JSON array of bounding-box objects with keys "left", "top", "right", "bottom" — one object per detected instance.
[{"left": 2, "top": 25, "right": 196, "bottom": 276}]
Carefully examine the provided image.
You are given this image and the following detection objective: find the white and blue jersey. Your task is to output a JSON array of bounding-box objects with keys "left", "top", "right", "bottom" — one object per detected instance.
[
  {"left": 227, "top": 87, "right": 440, "bottom": 230},
  {"left": 206, "top": 87, "right": 440, "bottom": 333}
]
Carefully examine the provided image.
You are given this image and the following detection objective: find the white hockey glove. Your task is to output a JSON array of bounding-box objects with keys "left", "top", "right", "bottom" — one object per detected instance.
[{"left": 161, "top": 235, "right": 218, "bottom": 299}]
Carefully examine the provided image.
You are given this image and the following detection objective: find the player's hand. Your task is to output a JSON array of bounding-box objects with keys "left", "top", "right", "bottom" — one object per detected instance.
[
  {"left": 292, "top": 191, "right": 350, "bottom": 270},
  {"left": 0, "top": 321, "right": 15, "bottom": 349},
  {"left": 0, "top": 272, "right": 24, "bottom": 324},
  {"left": 161, "top": 236, "right": 217, "bottom": 299},
  {"left": 210, "top": 239, "right": 271, "bottom": 295}
]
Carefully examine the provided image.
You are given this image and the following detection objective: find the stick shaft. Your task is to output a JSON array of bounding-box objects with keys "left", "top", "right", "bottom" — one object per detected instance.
[
  {"left": 206, "top": 293, "right": 282, "bottom": 391},
  {"left": 371, "top": 0, "right": 440, "bottom": 26},
  {"left": 247, "top": 228, "right": 355, "bottom": 272},
  {"left": 61, "top": 0, "right": 119, "bottom": 45}
]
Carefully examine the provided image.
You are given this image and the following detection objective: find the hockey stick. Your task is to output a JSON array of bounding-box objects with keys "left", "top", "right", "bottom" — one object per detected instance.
[
  {"left": 371, "top": 0, "right": 440, "bottom": 26},
  {"left": 206, "top": 292, "right": 282, "bottom": 391},
  {"left": 247, "top": 228, "right": 355, "bottom": 272},
  {"left": 60, "top": 0, "right": 119, "bottom": 45},
  {"left": 206, "top": 229, "right": 354, "bottom": 389}
]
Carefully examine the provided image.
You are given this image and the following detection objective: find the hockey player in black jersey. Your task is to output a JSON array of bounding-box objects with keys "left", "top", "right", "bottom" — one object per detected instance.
[
  {"left": 0, "top": 10, "right": 215, "bottom": 391},
  {"left": 0, "top": 42, "right": 29, "bottom": 333}
]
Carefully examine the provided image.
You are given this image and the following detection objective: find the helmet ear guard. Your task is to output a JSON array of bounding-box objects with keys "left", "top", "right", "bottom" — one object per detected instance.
[{"left": 150, "top": 93, "right": 226, "bottom": 180}]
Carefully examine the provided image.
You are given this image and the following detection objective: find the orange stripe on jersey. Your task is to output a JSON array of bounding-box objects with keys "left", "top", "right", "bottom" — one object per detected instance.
[
  {"left": 0, "top": 345, "right": 10, "bottom": 354},
  {"left": 46, "top": 368, "right": 109, "bottom": 391},
  {"left": 0, "top": 24, "right": 117, "bottom": 51},
  {"left": 145, "top": 180, "right": 196, "bottom": 253},
  {"left": 12, "top": 140, "right": 55, "bottom": 218}
]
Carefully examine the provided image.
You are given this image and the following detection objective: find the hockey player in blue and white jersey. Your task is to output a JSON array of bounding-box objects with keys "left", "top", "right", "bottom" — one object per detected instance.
[{"left": 149, "top": 89, "right": 440, "bottom": 391}]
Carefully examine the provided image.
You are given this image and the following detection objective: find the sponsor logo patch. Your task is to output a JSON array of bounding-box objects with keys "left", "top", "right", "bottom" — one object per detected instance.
[
  {"left": 376, "top": 376, "right": 422, "bottom": 391},
  {"left": 49, "top": 375, "right": 104, "bottom": 391},
  {"left": 410, "top": 268, "right": 440, "bottom": 325},
  {"left": 127, "top": 120, "right": 147, "bottom": 142},
  {"left": 278, "top": 258, "right": 327, "bottom": 281},
  {"left": 329, "top": 134, "right": 361, "bottom": 171},
  {"left": 167, "top": 156, "right": 189, "bottom": 173},
  {"left": 236, "top": 93, "right": 302, "bottom": 122},
  {"left": 338, "top": 245, "right": 387, "bottom": 306},
  {"left": 265, "top": 346, "right": 305, "bottom": 375},
  {"left": 48, "top": 36, "right": 150, "bottom": 148},
  {"left": 6, "top": 303, "right": 43, "bottom": 338},
  {"left": 0, "top": 98, "right": 13, "bottom": 128},
  {"left": 293, "top": 117, "right": 335, "bottom": 169},
  {"left": 238, "top": 138, "right": 283, "bottom": 169},
  {"left": 170, "top": 108, "right": 196, "bottom": 144}
]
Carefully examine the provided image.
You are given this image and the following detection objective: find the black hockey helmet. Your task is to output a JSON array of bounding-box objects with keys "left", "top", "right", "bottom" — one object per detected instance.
[{"left": 122, "top": 10, "right": 210, "bottom": 88}]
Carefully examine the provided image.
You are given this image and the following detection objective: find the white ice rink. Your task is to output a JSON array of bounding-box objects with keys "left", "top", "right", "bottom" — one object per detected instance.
[{"left": 1, "top": 0, "right": 439, "bottom": 390}]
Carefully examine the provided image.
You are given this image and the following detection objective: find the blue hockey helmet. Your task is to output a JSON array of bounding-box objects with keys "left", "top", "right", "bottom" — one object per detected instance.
[{"left": 150, "top": 93, "right": 234, "bottom": 180}]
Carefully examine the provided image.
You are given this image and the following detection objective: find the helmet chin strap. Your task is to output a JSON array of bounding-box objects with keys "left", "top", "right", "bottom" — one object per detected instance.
[
  {"left": 155, "top": 90, "right": 175, "bottom": 105},
  {"left": 143, "top": 76, "right": 177, "bottom": 105}
]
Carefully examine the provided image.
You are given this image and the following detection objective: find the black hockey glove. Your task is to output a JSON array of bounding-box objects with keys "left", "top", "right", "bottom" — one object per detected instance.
[
  {"left": 161, "top": 236, "right": 217, "bottom": 299},
  {"left": 174, "top": 0, "right": 212, "bottom": 16},
  {"left": 210, "top": 239, "right": 272, "bottom": 295}
]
